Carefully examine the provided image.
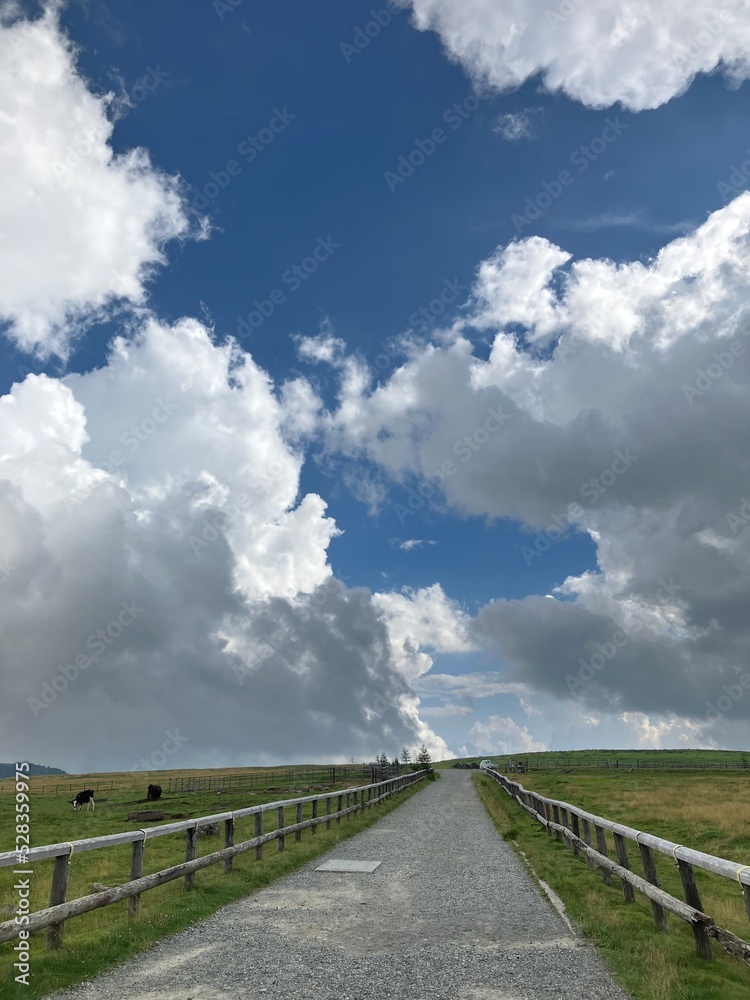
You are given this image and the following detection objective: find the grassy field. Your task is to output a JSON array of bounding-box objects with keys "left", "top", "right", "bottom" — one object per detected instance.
[
  {"left": 438, "top": 748, "right": 750, "bottom": 769},
  {"left": 0, "top": 771, "right": 428, "bottom": 999},
  {"left": 474, "top": 768, "right": 750, "bottom": 1000},
  {"left": 0, "top": 763, "right": 382, "bottom": 798}
]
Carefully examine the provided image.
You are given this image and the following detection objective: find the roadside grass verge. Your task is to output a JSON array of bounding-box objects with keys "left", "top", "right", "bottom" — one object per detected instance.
[
  {"left": 474, "top": 772, "right": 750, "bottom": 1000},
  {"left": 0, "top": 779, "right": 427, "bottom": 999}
]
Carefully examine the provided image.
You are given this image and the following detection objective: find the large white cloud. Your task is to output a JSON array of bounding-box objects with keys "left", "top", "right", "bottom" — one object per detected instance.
[
  {"left": 0, "top": 8, "right": 199, "bottom": 358},
  {"left": 402, "top": 0, "right": 750, "bottom": 110},
  {"left": 0, "top": 320, "right": 451, "bottom": 770},
  {"left": 373, "top": 583, "right": 475, "bottom": 683},
  {"left": 318, "top": 193, "right": 750, "bottom": 741}
]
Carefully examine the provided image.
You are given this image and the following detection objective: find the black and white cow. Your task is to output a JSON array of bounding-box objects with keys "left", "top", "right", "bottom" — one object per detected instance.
[{"left": 70, "top": 789, "right": 95, "bottom": 811}]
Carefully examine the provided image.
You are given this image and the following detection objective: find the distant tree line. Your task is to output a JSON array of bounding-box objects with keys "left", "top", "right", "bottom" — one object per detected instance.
[
  {"left": 370, "top": 745, "right": 435, "bottom": 779},
  {"left": 0, "top": 762, "right": 66, "bottom": 777}
]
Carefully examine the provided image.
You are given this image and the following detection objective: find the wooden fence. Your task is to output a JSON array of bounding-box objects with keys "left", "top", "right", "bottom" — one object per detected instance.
[
  {"left": 490, "top": 757, "right": 750, "bottom": 772},
  {"left": 0, "top": 771, "right": 425, "bottom": 950},
  {"left": 167, "top": 764, "right": 395, "bottom": 792},
  {"left": 484, "top": 768, "right": 750, "bottom": 964},
  {"left": 0, "top": 765, "right": 398, "bottom": 796}
]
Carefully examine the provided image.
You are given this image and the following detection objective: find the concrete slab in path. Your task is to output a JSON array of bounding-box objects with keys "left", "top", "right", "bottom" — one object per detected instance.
[{"left": 45, "top": 770, "right": 631, "bottom": 1000}]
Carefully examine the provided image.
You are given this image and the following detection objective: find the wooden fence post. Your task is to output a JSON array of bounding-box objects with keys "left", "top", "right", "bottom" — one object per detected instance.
[
  {"left": 295, "top": 802, "right": 303, "bottom": 842},
  {"left": 677, "top": 859, "right": 714, "bottom": 959},
  {"left": 325, "top": 797, "right": 332, "bottom": 830},
  {"left": 184, "top": 826, "right": 196, "bottom": 890},
  {"left": 277, "top": 807, "right": 285, "bottom": 851},
  {"left": 223, "top": 818, "right": 234, "bottom": 873},
  {"left": 544, "top": 803, "right": 554, "bottom": 837},
  {"left": 613, "top": 832, "right": 636, "bottom": 903},
  {"left": 337, "top": 793, "right": 343, "bottom": 824},
  {"left": 552, "top": 804, "right": 562, "bottom": 842},
  {"left": 128, "top": 838, "right": 145, "bottom": 916},
  {"left": 345, "top": 792, "right": 351, "bottom": 819},
  {"left": 581, "top": 818, "right": 596, "bottom": 870},
  {"left": 254, "top": 812, "right": 263, "bottom": 860},
  {"left": 638, "top": 841, "right": 667, "bottom": 930},
  {"left": 46, "top": 853, "right": 71, "bottom": 950},
  {"left": 559, "top": 808, "right": 572, "bottom": 850},
  {"left": 594, "top": 825, "right": 612, "bottom": 885},
  {"left": 311, "top": 799, "right": 318, "bottom": 833},
  {"left": 570, "top": 811, "right": 581, "bottom": 857}
]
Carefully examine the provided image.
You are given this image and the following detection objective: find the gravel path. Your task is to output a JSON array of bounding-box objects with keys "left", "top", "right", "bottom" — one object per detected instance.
[{"left": 46, "top": 771, "right": 630, "bottom": 1000}]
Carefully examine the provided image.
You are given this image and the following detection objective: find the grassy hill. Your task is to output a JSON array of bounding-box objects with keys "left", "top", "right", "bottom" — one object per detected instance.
[{"left": 438, "top": 748, "right": 750, "bottom": 770}]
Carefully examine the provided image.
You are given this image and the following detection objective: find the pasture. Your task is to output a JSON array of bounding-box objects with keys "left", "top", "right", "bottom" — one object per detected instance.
[
  {"left": 0, "top": 769, "right": 426, "bottom": 999},
  {"left": 475, "top": 767, "right": 750, "bottom": 1000},
  {"left": 0, "top": 762, "right": 379, "bottom": 798},
  {"left": 438, "top": 747, "right": 750, "bottom": 770}
]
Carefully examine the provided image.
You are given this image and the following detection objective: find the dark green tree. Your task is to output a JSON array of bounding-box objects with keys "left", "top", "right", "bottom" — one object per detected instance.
[{"left": 414, "top": 744, "right": 434, "bottom": 777}]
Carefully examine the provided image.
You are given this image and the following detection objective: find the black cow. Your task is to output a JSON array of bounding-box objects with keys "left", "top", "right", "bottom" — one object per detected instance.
[
  {"left": 146, "top": 784, "right": 162, "bottom": 801},
  {"left": 71, "top": 789, "right": 95, "bottom": 811}
]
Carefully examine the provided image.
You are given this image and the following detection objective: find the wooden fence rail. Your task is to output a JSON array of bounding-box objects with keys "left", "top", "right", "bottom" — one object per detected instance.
[
  {"left": 486, "top": 758, "right": 750, "bottom": 772},
  {"left": 484, "top": 768, "right": 750, "bottom": 965},
  {"left": 0, "top": 771, "right": 425, "bottom": 949}
]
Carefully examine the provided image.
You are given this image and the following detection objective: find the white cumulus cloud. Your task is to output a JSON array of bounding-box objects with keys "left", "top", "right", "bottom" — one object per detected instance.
[
  {"left": 402, "top": 0, "right": 750, "bottom": 110},
  {"left": 316, "top": 193, "right": 750, "bottom": 743},
  {"left": 0, "top": 8, "right": 200, "bottom": 358},
  {"left": 0, "top": 319, "right": 452, "bottom": 769}
]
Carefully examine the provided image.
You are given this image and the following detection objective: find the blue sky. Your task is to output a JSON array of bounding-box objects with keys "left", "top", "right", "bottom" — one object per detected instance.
[{"left": 2, "top": 1, "right": 750, "bottom": 770}]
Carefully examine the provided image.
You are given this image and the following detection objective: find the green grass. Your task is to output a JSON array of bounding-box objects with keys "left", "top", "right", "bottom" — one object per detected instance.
[
  {"left": 438, "top": 748, "right": 750, "bottom": 770},
  {"left": 0, "top": 777, "right": 427, "bottom": 999},
  {"left": 474, "top": 771, "right": 750, "bottom": 1000}
]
